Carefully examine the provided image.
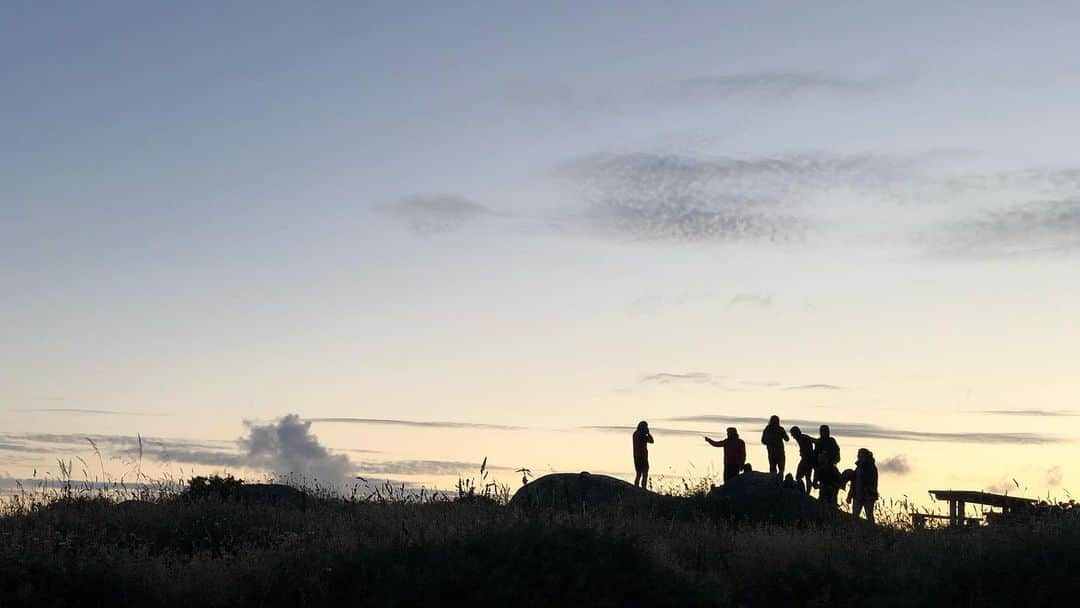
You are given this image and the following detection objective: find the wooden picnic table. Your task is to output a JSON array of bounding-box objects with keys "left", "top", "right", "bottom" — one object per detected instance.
[{"left": 915, "top": 490, "right": 1040, "bottom": 528}]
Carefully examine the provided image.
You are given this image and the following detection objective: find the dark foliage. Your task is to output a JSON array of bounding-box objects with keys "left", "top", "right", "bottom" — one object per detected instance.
[{"left": 2, "top": 477, "right": 1080, "bottom": 607}]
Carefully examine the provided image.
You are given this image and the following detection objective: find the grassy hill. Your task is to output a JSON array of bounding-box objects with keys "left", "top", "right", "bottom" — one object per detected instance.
[{"left": 2, "top": 477, "right": 1079, "bottom": 607}]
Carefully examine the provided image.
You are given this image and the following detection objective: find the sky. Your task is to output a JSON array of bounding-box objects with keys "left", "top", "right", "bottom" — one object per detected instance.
[{"left": 3, "top": 2, "right": 1080, "bottom": 509}]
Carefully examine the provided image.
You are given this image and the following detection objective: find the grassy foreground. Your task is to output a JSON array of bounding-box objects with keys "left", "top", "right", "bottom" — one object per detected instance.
[{"left": 2, "top": 480, "right": 1080, "bottom": 607}]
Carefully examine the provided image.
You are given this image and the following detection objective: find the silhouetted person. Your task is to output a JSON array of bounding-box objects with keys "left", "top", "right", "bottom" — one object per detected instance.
[
  {"left": 632, "top": 421, "right": 654, "bottom": 489},
  {"left": 704, "top": 427, "right": 746, "bottom": 483},
  {"left": 761, "top": 415, "right": 790, "bottom": 477},
  {"left": 815, "top": 425, "right": 841, "bottom": 468},
  {"left": 790, "top": 426, "right": 816, "bottom": 494},
  {"left": 812, "top": 424, "right": 841, "bottom": 503},
  {"left": 851, "top": 448, "right": 879, "bottom": 524},
  {"left": 840, "top": 468, "right": 856, "bottom": 502},
  {"left": 782, "top": 473, "right": 799, "bottom": 490},
  {"left": 816, "top": 463, "right": 841, "bottom": 506}
]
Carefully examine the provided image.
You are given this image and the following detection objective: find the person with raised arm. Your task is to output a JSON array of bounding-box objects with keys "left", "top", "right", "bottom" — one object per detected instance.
[
  {"left": 789, "top": 426, "right": 816, "bottom": 494},
  {"left": 704, "top": 427, "right": 746, "bottom": 483}
]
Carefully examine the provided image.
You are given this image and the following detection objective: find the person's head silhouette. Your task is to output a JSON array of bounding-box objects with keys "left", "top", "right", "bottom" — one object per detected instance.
[
  {"left": 769, "top": 415, "right": 780, "bottom": 426},
  {"left": 820, "top": 424, "right": 831, "bottom": 438},
  {"left": 726, "top": 427, "right": 739, "bottom": 439},
  {"left": 637, "top": 420, "right": 649, "bottom": 433},
  {"left": 790, "top": 426, "right": 802, "bottom": 437}
]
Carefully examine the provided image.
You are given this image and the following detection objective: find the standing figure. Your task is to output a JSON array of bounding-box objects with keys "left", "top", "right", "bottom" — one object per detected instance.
[
  {"left": 840, "top": 468, "right": 856, "bottom": 502},
  {"left": 760, "top": 415, "right": 790, "bottom": 477},
  {"left": 632, "top": 421, "right": 654, "bottom": 489},
  {"left": 782, "top": 473, "right": 799, "bottom": 490},
  {"left": 817, "top": 465, "right": 841, "bottom": 505},
  {"left": 704, "top": 427, "right": 746, "bottom": 483},
  {"left": 851, "top": 448, "right": 879, "bottom": 523},
  {"left": 814, "top": 425, "right": 842, "bottom": 505},
  {"left": 815, "top": 425, "right": 841, "bottom": 468},
  {"left": 790, "top": 426, "right": 816, "bottom": 494}
]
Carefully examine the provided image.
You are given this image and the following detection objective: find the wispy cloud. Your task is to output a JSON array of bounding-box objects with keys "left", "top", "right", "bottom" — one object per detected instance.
[
  {"left": 631, "top": 373, "right": 836, "bottom": 392},
  {"left": 639, "top": 372, "right": 717, "bottom": 385},
  {"left": 356, "top": 459, "right": 513, "bottom": 477},
  {"left": 0, "top": 432, "right": 245, "bottom": 471},
  {"left": 1, "top": 432, "right": 233, "bottom": 453},
  {"left": 878, "top": 454, "right": 911, "bottom": 475},
  {"left": 136, "top": 447, "right": 246, "bottom": 468},
  {"left": 557, "top": 151, "right": 942, "bottom": 245},
  {"left": 782, "top": 384, "right": 846, "bottom": 391},
  {"left": 559, "top": 153, "right": 848, "bottom": 243},
  {"left": 727, "top": 294, "right": 773, "bottom": 309},
  {"left": 930, "top": 197, "right": 1080, "bottom": 258},
  {"left": 306, "top": 418, "right": 525, "bottom": 431},
  {"left": 663, "top": 71, "right": 892, "bottom": 102},
  {"left": 0, "top": 441, "right": 50, "bottom": 454},
  {"left": 1, "top": 417, "right": 360, "bottom": 484},
  {"left": 646, "top": 415, "right": 1066, "bottom": 445},
  {"left": 582, "top": 425, "right": 708, "bottom": 438},
  {"left": 378, "top": 194, "right": 496, "bottom": 233},
  {"left": 971, "top": 409, "right": 1078, "bottom": 417},
  {"left": 507, "top": 68, "right": 906, "bottom": 114},
  {"left": 1, "top": 417, "right": 512, "bottom": 485},
  {"left": 13, "top": 408, "right": 161, "bottom": 416}
]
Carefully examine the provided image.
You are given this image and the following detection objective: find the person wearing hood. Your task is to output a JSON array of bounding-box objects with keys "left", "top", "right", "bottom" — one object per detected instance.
[
  {"left": 851, "top": 448, "right": 880, "bottom": 523},
  {"left": 632, "top": 421, "right": 654, "bottom": 489},
  {"left": 813, "top": 425, "right": 842, "bottom": 505},
  {"left": 760, "top": 415, "right": 790, "bottom": 477}
]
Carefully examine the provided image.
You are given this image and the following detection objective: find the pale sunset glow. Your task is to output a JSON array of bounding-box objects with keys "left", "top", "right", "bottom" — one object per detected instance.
[{"left": 4, "top": 2, "right": 1080, "bottom": 509}]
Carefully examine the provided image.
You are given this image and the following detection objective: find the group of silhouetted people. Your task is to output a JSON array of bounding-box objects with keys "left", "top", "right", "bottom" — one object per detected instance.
[{"left": 632, "top": 416, "right": 880, "bottom": 523}]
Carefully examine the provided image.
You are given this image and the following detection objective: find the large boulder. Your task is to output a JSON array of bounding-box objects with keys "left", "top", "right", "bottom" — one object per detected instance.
[
  {"left": 510, "top": 471, "right": 852, "bottom": 526},
  {"left": 183, "top": 480, "right": 311, "bottom": 509},
  {"left": 509, "top": 472, "right": 676, "bottom": 512},
  {"left": 705, "top": 471, "right": 841, "bottom": 525},
  {"left": 232, "top": 483, "right": 310, "bottom": 508}
]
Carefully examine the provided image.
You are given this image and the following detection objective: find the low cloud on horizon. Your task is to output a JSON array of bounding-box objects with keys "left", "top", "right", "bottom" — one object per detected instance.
[
  {"left": 639, "top": 372, "right": 717, "bottom": 385},
  {"left": 970, "top": 409, "right": 1078, "bottom": 417},
  {"left": 878, "top": 454, "right": 912, "bottom": 475},
  {"left": 13, "top": 408, "right": 163, "bottom": 417},
  {"left": 592, "top": 414, "right": 1067, "bottom": 445},
  {"left": 306, "top": 417, "right": 526, "bottom": 431}
]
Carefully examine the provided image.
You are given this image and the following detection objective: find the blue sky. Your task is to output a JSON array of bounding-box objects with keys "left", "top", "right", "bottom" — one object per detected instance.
[{"left": 3, "top": 2, "right": 1080, "bottom": 502}]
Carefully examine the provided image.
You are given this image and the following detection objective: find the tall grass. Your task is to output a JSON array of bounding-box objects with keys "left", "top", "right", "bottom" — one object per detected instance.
[
  {"left": 4, "top": 453, "right": 1080, "bottom": 607},
  {"left": 2, "top": 469, "right": 1080, "bottom": 607}
]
